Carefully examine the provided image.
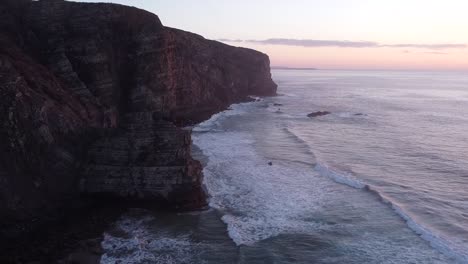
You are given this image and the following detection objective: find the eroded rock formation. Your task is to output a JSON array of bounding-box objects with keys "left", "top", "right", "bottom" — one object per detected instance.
[
  {"left": 0, "top": 0, "right": 276, "bottom": 225},
  {"left": 307, "top": 111, "right": 331, "bottom": 118}
]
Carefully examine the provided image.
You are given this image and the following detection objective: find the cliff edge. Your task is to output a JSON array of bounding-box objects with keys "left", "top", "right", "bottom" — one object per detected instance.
[{"left": 0, "top": 0, "right": 276, "bottom": 227}]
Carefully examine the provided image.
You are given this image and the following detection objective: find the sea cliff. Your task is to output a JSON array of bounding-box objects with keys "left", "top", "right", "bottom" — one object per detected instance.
[{"left": 0, "top": 0, "right": 276, "bottom": 230}]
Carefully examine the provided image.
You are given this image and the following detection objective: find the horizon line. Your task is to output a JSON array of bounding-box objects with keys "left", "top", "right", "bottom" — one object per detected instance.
[{"left": 271, "top": 67, "right": 468, "bottom": 72}]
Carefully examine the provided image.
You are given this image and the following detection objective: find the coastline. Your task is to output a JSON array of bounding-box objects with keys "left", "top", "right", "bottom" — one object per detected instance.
[
  {"left": 0, "top": 0, "right": 277, "bottom": 237},
  {"left": 1, "top": 1, "right": 465, "bottom": 262},
  {"left": 189, "top": 91, "right": 464, "bottom": 263},
  {"left": 0, "top": 97, "right": 264, "bottom": 263},
  {"left": 22, "top": 90, "right": 465, "bottom": 263},
  {"left": 0, "top": 1, "right": 277, "bottom": 262}
]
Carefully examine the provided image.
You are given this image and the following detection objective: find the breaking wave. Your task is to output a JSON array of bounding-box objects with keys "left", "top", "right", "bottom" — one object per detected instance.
[{"left": 100, "top": 210, "right": 201, "bottom": 264}]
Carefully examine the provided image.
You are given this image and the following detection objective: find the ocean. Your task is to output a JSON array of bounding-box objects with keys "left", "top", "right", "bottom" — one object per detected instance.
[{"left": 100, "top": 70, "right": 468, "bottom": 263}]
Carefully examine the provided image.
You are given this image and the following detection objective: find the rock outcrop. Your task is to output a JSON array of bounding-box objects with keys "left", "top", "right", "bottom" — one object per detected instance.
[
  {"left": 0, "top": 0, "right": 276, "bottom": 225},
  {"left": 307, "top": 111, "right": 331, "bottom": 118},
  {"left": 82, "top": 113, "right": 205, "bottom": 209}
]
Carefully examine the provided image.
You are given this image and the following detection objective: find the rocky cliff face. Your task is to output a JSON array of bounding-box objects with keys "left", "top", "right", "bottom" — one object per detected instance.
[{"left": 0, "top": 0, "right": 276, "bottom": 224}]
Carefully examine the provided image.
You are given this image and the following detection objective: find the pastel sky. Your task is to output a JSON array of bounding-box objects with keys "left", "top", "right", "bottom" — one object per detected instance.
[{"left": 74, "top": 0, "right": 468, "bottom": 70}]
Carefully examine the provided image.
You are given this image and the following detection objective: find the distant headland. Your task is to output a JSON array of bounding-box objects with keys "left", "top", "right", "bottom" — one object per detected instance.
[{"left": 272, "top": 66, "right": 318, "bottom": 70}]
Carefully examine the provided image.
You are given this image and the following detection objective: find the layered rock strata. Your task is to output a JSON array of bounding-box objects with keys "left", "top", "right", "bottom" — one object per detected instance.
[{"left": 0, "top": 0, "right": 276, "bottom": 224}]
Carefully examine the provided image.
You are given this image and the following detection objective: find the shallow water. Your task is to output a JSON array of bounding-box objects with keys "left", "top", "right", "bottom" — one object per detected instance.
[{"left": 101, "top": 70, "right": 468, "bottom": 263}]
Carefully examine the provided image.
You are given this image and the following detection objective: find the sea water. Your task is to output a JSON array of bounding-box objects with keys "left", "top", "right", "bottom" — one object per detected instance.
[{"left": 101, "top": 70, "right": 468, "bottom": 263}]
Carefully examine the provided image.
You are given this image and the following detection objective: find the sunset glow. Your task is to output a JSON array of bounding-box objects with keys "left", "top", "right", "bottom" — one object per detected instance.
[{"left": 76, "top": 0, "right": 468, "bottom": 70}]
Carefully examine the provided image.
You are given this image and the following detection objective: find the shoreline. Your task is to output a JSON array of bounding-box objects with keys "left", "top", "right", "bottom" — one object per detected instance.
[
  {"left": 190, "top": 96, "right": 466, "bottom": 263},
  {"left": 18, "top": 91, "right": 464, "bottom": 263},
  {"left": 0, "top": 97, "right": 261, "bottom": 263},
  {"left": 1, "top": 200, "right": 216, "bottom": 263}
]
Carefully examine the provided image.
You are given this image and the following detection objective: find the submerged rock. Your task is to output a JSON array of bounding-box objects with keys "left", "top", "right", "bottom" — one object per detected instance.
[{"left": 307, "top": 111, "right": 331, "bottom": 118}]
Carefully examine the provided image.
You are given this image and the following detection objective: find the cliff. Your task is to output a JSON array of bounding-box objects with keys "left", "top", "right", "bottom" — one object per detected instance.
[{"left": 0, "top": 0, "right": 276, "bottom": 227}]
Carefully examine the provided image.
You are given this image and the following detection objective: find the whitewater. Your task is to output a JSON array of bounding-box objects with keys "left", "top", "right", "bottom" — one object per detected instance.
[{"left": 101, "top": 70, "right": 468, "bottom": 263}]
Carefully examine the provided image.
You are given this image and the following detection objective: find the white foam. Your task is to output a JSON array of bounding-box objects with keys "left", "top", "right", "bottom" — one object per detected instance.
[
  {"left": 192, "top": 100, "right": 461, "bottom": 262},
  {"left": 284, "top": 125, "right": 465, "bottom": 262},
  {"left": 248, "top": 95, "right": 262, "bottom": 101},
  {"left": 314, "top": 160, "right": 467, "bottom": 262},
  {"left": 375, "top": 191, "right": 468, "bottom": 264},
  {"left": 314, "top": 161, "right": 467, "bottom": 263},
  {"left": 314, "top": 162, "right": 366, "bottom": 189},
  {"left": 314, "top": 162, "right": 468, "bottom": 262},
  {"left": 277, "top": 92, "right": 297, "bottom": 97},
  {"left": 193, "top": 130, "right": 457, "bottom": 264},
  {"left": 193, "top": 131, "right": 336, "bottom": 245},
  {"left": 193, "top": 102, "right": 253, "bottom": 132},
  {"left": 100, "top": 211, "right": 199, "bottom": 264}
]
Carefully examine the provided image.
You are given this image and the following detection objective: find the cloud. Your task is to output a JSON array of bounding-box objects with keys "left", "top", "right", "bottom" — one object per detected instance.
[
  {"left": 216, "top": 38, "right": 244, "bottom": 43},
  {"left": 383, "top": 44, "right": 466, "bottom": 49},
  {"left": 217, "top": 38, "right": 466, "bottom": 50},
  {"left": 245, "top": 38, "right": 379, "bottom": 48},
  {"left": 401, "top": 50, "right": 448, "bottom": 55}
]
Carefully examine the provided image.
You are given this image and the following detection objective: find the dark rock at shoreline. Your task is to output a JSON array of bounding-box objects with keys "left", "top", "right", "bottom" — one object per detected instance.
[
  {"left": 0, "top": 0, "right": 277, "bottom": 256},
  {"left": 307, "top": 111, "right": 331, "bottom": 118}
]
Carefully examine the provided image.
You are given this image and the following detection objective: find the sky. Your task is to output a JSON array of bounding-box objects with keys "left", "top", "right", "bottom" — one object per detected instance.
[{"left": 74, "top": 0, "right": 468, "bottom": 70}]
